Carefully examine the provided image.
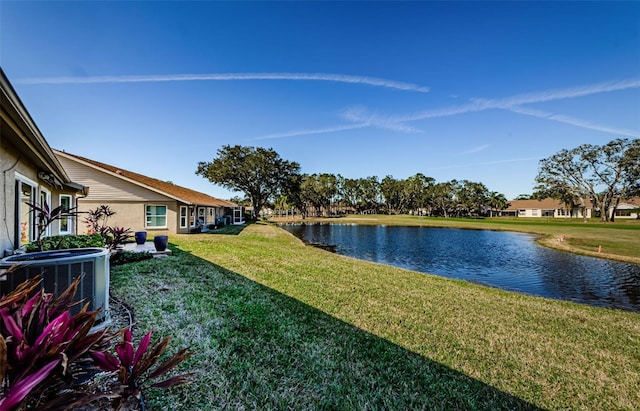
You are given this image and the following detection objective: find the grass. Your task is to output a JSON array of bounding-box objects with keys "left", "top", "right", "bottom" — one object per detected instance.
[{"left": 110, "top": 218, "right": 640, "bottom": 410}]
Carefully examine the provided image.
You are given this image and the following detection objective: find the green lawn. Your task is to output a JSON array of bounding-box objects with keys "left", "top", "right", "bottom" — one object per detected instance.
[{"left": 111, "top": 220, "right": 640, "bottom": 410}]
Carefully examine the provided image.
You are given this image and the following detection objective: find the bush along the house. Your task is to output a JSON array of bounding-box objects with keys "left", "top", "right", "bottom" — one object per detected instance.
[
  {"left": 25, "top": 233, "right": 105, "bottom": 252},
  {"left": 0, "top": 270, "right": 192, "bottom": 411},
  {"left": 110, "top": 251, "right": 154, "bottom": 266}
]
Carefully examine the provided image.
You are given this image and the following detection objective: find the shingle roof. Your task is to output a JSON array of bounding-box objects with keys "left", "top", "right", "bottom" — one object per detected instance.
[
  {"left": 505, "top": 198, "right": 565, "bottom": 211},
  {"left": 55, "top": 150, "right": 236, "bottom": 208}
]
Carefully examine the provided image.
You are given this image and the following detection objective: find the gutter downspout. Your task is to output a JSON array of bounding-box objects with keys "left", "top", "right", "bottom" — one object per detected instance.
[{"left": 74, "top": 186, "right": 90, "bottom": 235}]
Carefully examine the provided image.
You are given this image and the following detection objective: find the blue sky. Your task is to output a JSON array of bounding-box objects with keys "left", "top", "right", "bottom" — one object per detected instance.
[{"left": 1, "top": 1, "right": 639, "bottom": 200}]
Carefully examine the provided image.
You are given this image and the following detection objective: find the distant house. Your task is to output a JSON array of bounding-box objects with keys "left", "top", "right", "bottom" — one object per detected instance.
[
  {"left": 54, "top": 150, "right": 243, "bottom": 234},
  {"left": 501, "top": 198, "right": 591, "bottom": 218},
  {"left": 1, "top": 68, "right": 86, "bottom": 255},
  {"left": 502, "top": 197, "right": 640, "bottom": 219},
  {"left": 609, "top": 198, "right": 640, "bottom": 219}
]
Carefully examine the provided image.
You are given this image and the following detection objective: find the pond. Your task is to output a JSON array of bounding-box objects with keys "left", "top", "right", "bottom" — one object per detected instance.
[{"left": 281, "top": 223, "right": 640, "bottom": 312}]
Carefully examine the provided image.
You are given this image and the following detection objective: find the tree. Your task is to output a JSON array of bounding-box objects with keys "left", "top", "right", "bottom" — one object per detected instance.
[
  {"left": 196, "top": 145, "right": 300, "bottom": 219},
  {"left": 487, "top": 192, "right": 510, "bottom": 217},
  {"left": 535, "top": 138, "right": 640, "bottom": 222},
  {"left": 380, "top": 176, "right": 406, "bottom": 214},
  {"left": 299, "top": 173, "right": 338, "bottom": 217},
  {"left": 405, "top": 173, "right": 435, "bottom": 215}
]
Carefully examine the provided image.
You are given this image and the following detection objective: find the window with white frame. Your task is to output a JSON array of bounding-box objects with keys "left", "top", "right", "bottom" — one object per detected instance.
[
  {"left": 179, "top": 206, "right": 188, "bottom": 228},
  {"left": 145, "top": 205, "right": 167, "bottom": 228},
  {"left": 59, "top": 195, "right": 73, "bottom": 234}
]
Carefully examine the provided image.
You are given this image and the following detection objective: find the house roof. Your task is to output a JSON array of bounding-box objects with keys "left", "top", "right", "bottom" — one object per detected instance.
[
  {"left": 617, "top": 197, "right": 640, "bottom": 209},
  {"left": 505, "top": 198, "right": 566, "bottom": 211},
  {"left": 54, "top": 150, "right": 237, "bottom": 208},
  {"left": 1, "top": 69, "right": 84, "bottom": 193}
]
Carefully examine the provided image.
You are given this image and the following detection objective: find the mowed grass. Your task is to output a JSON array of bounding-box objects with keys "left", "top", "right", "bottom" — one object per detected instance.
[{"left": 110, "top": 221, "right": 640, "bottom": 410}]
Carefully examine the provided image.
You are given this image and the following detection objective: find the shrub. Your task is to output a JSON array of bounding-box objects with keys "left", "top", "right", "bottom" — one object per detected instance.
[
  {"left": 0, "top": 270, "right": 192, "bottom": 410},
  {"left": 110, "top": 251, "right": 154, "bottom": 266},
  {"left": 25, "top": 234, "right": 105, "bottom": 252}
]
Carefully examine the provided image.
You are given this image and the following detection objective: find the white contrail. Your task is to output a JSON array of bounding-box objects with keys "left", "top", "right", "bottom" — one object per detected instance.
[
  {"left": 15, "top": 72, "right": 431, "bottom": 92},
  {"left": 393, "top": 78, "right": 640, "bottom": 123},
  {"left": 250, "top": 123, "right": 369, "bottom": 141},
  {"left": 507, "top": 106, "right": 640, "bottom": 137},
  {"left": 489, "top": 78, "right": 640, "bottom": 108},
  {"left": 459, "top": 144, "right": 490, "bottom": 155}
]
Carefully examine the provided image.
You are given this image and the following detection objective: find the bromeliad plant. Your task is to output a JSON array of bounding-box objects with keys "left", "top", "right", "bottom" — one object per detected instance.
[
  {"left": 91, "top": 329, "right": 193, "bottom": 409},
  {"left": 0, "top": 274, "right": 111, "bottom": 410},
  {"left": 84, "top": 205, "right": 133, "bottom": 251},
  {"left": 26, "top": 200, "right": 78, "bottom": 252},
  {"left": 0, "top": 268, "right": 192, "bottom": 411}
]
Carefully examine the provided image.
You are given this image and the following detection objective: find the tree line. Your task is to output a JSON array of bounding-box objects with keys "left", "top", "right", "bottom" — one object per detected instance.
[
  {"left": 195, "top": 145, "right": 509, "bottom": 219},
  {"left": 196, "top": 138, "right": 639, "bottom": 221}
]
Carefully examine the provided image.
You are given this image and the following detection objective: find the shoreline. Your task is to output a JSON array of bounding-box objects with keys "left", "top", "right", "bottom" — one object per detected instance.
[{"left": 269, "top": 215, "right": 640, "bottom": 265}]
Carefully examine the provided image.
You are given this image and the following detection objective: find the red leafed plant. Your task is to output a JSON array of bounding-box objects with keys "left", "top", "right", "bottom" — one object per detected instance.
[
  {"left": 0, "top": 268, "right": 192, "bottom": 411},
  {"left": 91, "top": 329, "right": 193, "bottom": 409},
  {"left": 26, "top": 200, "right": 78, "bottom": 252}
]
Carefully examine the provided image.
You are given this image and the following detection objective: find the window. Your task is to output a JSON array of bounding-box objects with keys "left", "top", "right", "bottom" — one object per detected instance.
[
  {"left": 532, "top": 209, "right": 538, "bottom": 216},
  {"left": 59, "top": 195, "right": 73, "bottom": 234},
  {"left": 188, "top": 207, "right": 195, "bottom": 226},
  {"left": 145, "top": 205, "right": 167, "bottom": 228},
  {"left": 197, "top": 207, "right": 205, "bottom": 226},
  {"left": 179, "top": 206, "right": 187, "bottom": 228},
  {"left": 39, "top": 188, "right": 51, "bottom": 237}
]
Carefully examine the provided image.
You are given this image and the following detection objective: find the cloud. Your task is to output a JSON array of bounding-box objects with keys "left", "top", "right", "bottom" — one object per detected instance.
[
  {"left": 486, "top": 78, "right": 640, "bottom": 108},
  {"left": 16, "top": 72, "right": 431, "bottom": 93},
  {"left": 506, "top": 106, "right": 640, "bottom": 137},
  {"left": 391, "top": 77, "right": 640, "bottom": 123},
  {"left": 341, "top": 106, "right": 422, "bottom": 133},
  {"left": 336, "top": 77, "right": 640, "bottom": 139},
  {"left": 250, "top": 123, "right": 369, "bottom": 141},
  {"left": 250, "top": 77, "right": 640, "bottom": 140},
  {"left": 459, "top": 144, "right": 490, "bottom": 155}
]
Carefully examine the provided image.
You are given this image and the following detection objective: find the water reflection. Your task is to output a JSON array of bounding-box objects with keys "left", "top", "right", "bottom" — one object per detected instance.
[{"left": 281, "top": 223, "right": 640, "bottom": 312}]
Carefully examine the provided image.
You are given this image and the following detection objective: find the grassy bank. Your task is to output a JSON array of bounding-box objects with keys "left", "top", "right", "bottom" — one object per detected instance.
[
  {"left": 271, "top": 214, "right": 640, "bottom": 264},
  {"left": 111, "top": 222, "right": 640, "bottom": 410}
]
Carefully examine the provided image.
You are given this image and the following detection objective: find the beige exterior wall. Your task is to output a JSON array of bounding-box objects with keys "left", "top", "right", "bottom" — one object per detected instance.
[
  {"left": 516, "top": 207, "right": 592, "bottom": 218},
  {"left": 76, "top": 200, "right": 176, "bottom": 235},
  {"left": 58, "top": 156, "right": 169, "bottom": 202},
  {"left": 1, "top": 140, "right": 78, "bottom": 253},
  {"left": 57, "top": 156, "right": 183, "bottom": 234}
]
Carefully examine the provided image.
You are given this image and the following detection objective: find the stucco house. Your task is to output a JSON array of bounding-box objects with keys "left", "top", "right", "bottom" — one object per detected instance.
[
  {"left": 54, "top": 150, "right": 243, "bottom": 235},
  {"left": 501, "top": 198, "right": 592, "bottom": 218},
  {"left": 1, "top": 68, "right": 86, "bottom": 255},
  {"left": 502, "top": 197, "right": 640, "bottom": 219}
]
